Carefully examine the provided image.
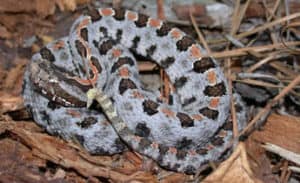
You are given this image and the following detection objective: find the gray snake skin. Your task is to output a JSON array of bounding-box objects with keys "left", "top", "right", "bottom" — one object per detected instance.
[{"left": 22, "top": 8, "right": 247, "bottom": 174}]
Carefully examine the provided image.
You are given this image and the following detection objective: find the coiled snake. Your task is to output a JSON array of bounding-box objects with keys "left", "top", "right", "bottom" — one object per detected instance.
[{"left": 23, "top": 8, "right": 247, "bottom": 174}]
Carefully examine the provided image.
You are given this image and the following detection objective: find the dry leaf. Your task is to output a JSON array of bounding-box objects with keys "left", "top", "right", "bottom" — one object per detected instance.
[
  {"left": 252, "top": 113, "right": 300, "bottom": 154},
  {"left": 203, "top": 143, "right": 263, "bottom": 183}
]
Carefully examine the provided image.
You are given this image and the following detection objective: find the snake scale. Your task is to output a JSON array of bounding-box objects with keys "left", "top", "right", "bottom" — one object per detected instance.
[{"left": 22, "top": 8, "right": 247, "bottom": 174}]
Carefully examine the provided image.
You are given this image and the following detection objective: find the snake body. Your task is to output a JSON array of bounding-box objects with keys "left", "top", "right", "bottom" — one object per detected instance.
[{"left": 23, "top": 8, "right": 247, "bottom": 174}]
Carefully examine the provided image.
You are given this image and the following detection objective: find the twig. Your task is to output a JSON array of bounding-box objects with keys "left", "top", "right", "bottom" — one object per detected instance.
[
  {"left": 235, "top": 78, "right": 298, "bottom": 89},
  {"left": 289, "top": 166, "right": 300, "bottom": 173},
  {"left": 269, "top": 61, "right": 299, "bottom": 78},
  {"left": 235, "top": 12, "right": 300, "bottom": 39},
  {"left": 156, "top": 0, "right": 165, "bottom": 19},
  {"left": 239, "top": 75, "right": 300, "bottom": 137},
  {"left": 245, "top": 52, "right": 279, "bottom": 73},
  {"left": 262, "top": 143, "right": 300, "bottom": 165},
  {"left": 205, "top": 41, "right": 300, "bottom": 58},
  {"left": 189, "top": 12, "right": 210, "bottom": 53}
]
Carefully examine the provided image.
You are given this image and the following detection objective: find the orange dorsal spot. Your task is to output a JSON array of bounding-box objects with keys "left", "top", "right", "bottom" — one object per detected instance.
[
  {"left": 53, "top": 40, "right": 65, "bottom": 50},
  {"left": 100, "top": 8, "right": 114, "bottom": 16},
  {"left": 148, "top": 18, "right": 162, "bottom": 28},
  {"left": 207, "top": 70, "right": 217, "bottom": 85},
  {"left": 112, "top": 49, "right": 122, "bottom": 58},
  {"left": 132, "top": 91, "right": 144, "bottom": 99},
  {"left": 78, "top": 18, "right": 91, "bottom": 28},
  {"left": 168, "top": 147, "right": 177, "bottom": 154},
  {"left": 88, "top": 61, "right": 99, "bottom": 82},
  {"left": 161, "top": 108, "right": 175, "bottom": 118},
  {"left": 74, "top": 73, "right": 97, "bottom": 85},
  {"left": 119, "top": 67, "right": 129, "bottom": 77},
  {"left": 190, "top": 44, "right": 202, "bottom": 59},
  {"left": 151, "top": 142, "right": 159, "bottom": 149},
  {"left": 170, "top": 28, "right": 182, "bottom": 39},
  {"left": 209, "top": 97, "right": 220, "bottom": 108},
  {"left": 192, "top": 114, "right": 203, "bottom": 121},
  {"left": 66, "top": 109, "right": 81, "bottom": 118},
  {"left": 126, "top": 11, "right": 138, "bottom": 21},
  {"left": 74, "top": 61, "right": 99, "bottom": 85},
  {"left": 188, "top": 150, "right": 197, "bottom": 156}
]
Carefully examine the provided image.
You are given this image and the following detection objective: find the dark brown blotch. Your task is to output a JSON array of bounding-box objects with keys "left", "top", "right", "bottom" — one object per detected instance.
[
  {"left": 111, "top": 57, "right": 134, "bottom": 73},
  {"left": 98, "top": 39, "right": 115, "bottom": 55},
  {"left": 182, "top": 97, "right": 196, "bottom": 107},
  {"left": 119, "top": 78, "right": 137, "bottom": 95},
  {"left": 156, "top": 22, "right": 172, "bottom": 36},
  {"left": 160, "top": 57, "right": 175, "bottom": 68},
  {"left": 94, "top": 147, "right": 109, "bottom": 155},
  {"left": 177, "top": 112, "right": 194, "bottom": 127},
  {"left": 138, "top": 138, "right": 152, "bottom": 150},
  {"left": 63, "top": 77, "right": 91, "bottom": 92},
  {"left": 47, "top": 101, "right": 61, "bottom": 110},
  {"left": 113, "top": 8, "right": 126, "bottom": 20},
  {"left": 176, "top": 150, "right": 187, "bottom": 160},
  {"left": 135, "top": 14, "right": 149, "bottom": 27},
  {"left": 196, "top": 148, "right": 208, "bottom": 155},
  {"left": 235, "top": 103, "right": 243, "bottom": 113},
  {"left": 76, "top": 117, "right": 98, "bottom": 129},
  {"left": 142, "top": 99, "right": 159, "bottom": 115},
  {"left": 211, "top": 136, "right": 224, "bottom": 146},
  {"left": 75, "top": 40, "right": 87, "bottom": 58},
  {"left": 74, "top": 134, "right": 85, "bottom": 146},
  {"left": 199, "top": 107, "right": 219, "bottom": 120},
  {"left": 99, "top": 26, "right": 108, "bottom": 37},
  {"left": 176, "top": 36, "right": 195, "bottom": 51},
  {"left": 92, "top": 40, "right": 98, "bottom": 47},
  {"left": 89, "top": 69, "right": 95, "bottom": 79},
  {"left": 135, "top": 123, "right": 151, "bottom": 137},
  {"left": 146, "top": 45, "right": 157, "bottom": 56},
  {"left": 40, "top": 47, "right": 55, "bottom": 62},
  {"left": 184, "top": 165, "right": 196, "bottom": 175},
  {"left": 114, "top": 138, "right": 126, "bottom": 152},
  {"left": 39, "top": 110, "right": 50, "bottom": 123},
  {"left": 173, "top": 163, "right": 181, "bottom": 170},
  {"left": 176, "top": 137, "right": 193, "bottom": 149},
  {"left": 116, "top": 29, "right": 123, "bottom": 43},
  {"left": 203, "top": 82, "right": 226, "bottom": 97},
  {"left": 157, "top": 144, "right": 169, "bottom": 163},
  {"left": 223, "top": 120, "right": 233, "bottom": 131},
  {"left": 168, "top": 94, "right": 173, "bottom": 105},
  {"left": 50, "top": 64, "right": 75, "bottom": 78},
  {"left": 193, "top": 58, "right": 216, "bottom": 73},
  {"left": 80, "top": 28, "right": 88, "bottom": 42},
  {"left": 159, "top": 144, "right": 169, "bottom": 155},
  {"left": 86, "top": 8, "right": 102, "bottom": 22},
  {"left": 90, "top": 56, "right": 102, "bottom": 73},
  {"left": 131, "top": 36, "right": 140, "bottom": 51},
  {"left": 174, "top": 76, "right": 187, "bottom": 88}
]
